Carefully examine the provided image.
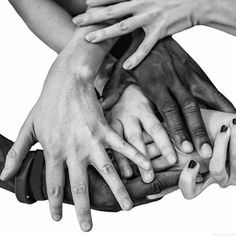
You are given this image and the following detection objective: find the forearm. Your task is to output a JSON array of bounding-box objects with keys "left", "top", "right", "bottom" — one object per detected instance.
[
  {"left": 197, "top": 0, "right": 236, "bottom": 36},
  {"left": 8, "top": 0, "right": 76, "bottom": 53}
]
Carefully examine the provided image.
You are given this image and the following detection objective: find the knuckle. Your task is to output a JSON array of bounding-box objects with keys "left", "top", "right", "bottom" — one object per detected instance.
[
  {"left": 191, "top": 124, "right": 207, "bottom": 139},
  {"left": 101, "top": 163, "right": 115, "bottom": 175},
  {"left": 149, "top": 181, "right": 161, "bottom": 195},
  {"left": 182, "top": 99, "right": 199, "bottom": 115},
  {"left": 139, "top": 44, "right": 150, "bottom": 55},
  {"left": 71, "top": 183, "right": 87, "bottom": 195},
  {"left": 50, "top": 205, "right": 62, "bottom": 214},
  {"left": 7, "top": 148, "right": 18, "bottom": 161},
  {"left": 171, "top": 123, "right": 185, "bottom": 136},
  {"left": 76, "top": 65, "right": 95, "bottom": 82},
  {"left": 127, "top": 134, "right": 141, "bottom": 144},
  {"left": 161, "top": 101, "right": 178, "bottom": 115},
  {"left": 106, "top": 6, "right": 114, "bottom": 17},
  {"left": 47, "top": 185, "right": 62, "bottom": 198},
  {"left": 78, "top": 208, "right": 90, "bottom": 217},
  {"left": 119, "top": 21, "right": 129, "bottom": 31}
]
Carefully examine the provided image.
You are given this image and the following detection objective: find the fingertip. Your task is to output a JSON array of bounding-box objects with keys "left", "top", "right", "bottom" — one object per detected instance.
[
  {"left": 0, "top": 168, "right": 8, "bottom": 181},
  {"left": 166, "top": 154, "right": 177, "bottom": 165},
  {"left": 122, "top": 198, "right": 133, "bottom": 211},
  {"left": 81, "top": 221, "right": 93, "bottom": 232},
  {"left": 52, "top": 214, "right": 62, "bottom": 222},
  {"left": 123, "top": 60, "right": 133, "bottom": 70},
  {"left": 199, "top": 143, "right": 212, "bottom": 159},
  {"left": 181, "top": 140, "right": 194, "bottom": 153},
  {"left": 121, "top": 167, "right": 133, "bottom": 179}
]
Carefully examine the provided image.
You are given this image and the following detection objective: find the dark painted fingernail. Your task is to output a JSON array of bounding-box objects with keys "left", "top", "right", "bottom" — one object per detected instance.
[
  {"left": 188, "top": 160, "right": 197, "bottom": 169},
  {"left": 232, "top": 118, "right": 236, "bottom": 125},
  {"left": 221, "top": 125, "right": 228, "bottom": 132}
]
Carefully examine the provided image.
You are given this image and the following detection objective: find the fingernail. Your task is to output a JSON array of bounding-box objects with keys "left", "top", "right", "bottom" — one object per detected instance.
[
  {"left": 81, "top": 222, "right": 92, "bottom": 232},
  {"left": 72, "top": 16, "right": 83, "bottom": 25},
  {"left": 0, "top": 169, "right": 8, "bottom": 181},
  {"left": 122, "top": 167, "right": 132, "bottom": 178},
  {"left": 52, "top": 215, "right": 61, "bottom": 221},
  {"left": 167, "top": 154, "right": 176, "bottom": 165},
  {"left": 123, "top": 60, "right": 132, "bottom": 70},
  {"left": 188, "top": 160, "right": 197, "bottom": 169},
  {"left": 221, "top": 125, "right": 228, "bottom": 132},
  {"left": 144, "top": 172, "right": 154, "bottom": 183},
  {"left": 142, "top": 161, "right": 151, "bottom": 170},
  {"left": 181, "top": 140, "right": 194, "bottom": 153},
  {"left": 122, "top": 198, "right": 133, "bottom": 210},
  {"left": 200, "top": 143, "right": 212, "bottom": 159},
  {"left": 85, "top": 33, "right": 97, "bottom": 42},
  {"left": 233, "top": 118, "right": 236, "bottom": 125}
]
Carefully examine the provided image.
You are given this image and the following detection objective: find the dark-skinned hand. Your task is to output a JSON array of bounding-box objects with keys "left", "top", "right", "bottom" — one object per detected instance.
[
  {"left": 0, "top": 134, "right": 180, "bottom": 213},
  {"left": 102, "top": 31, "right": 236, "bottom": 159}
]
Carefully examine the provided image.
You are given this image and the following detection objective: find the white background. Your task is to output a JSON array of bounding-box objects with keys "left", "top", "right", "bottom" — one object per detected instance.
[{"left": 1, "top": 1, "right": 236, "bottom": 236}]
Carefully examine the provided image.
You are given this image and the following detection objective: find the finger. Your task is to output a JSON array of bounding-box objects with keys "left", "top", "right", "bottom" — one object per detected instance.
[
  {"left": 179, "top": 160, "right": 214, "bottom": 199},
  {"left": 86, "top": 0, "right": 126, "bottom": 7},
  {"left": 0, "top": 118, "right": 35, "bottom": 180},
  {"left": 67, "top": 158, "right": 92, "bottom": 232},
  {"left": 229, "top": 118, "right": 236, "bottom": 184},
  {"left": 173, "top": 88, "right": 212, "bottom": 159},
  {"left": 146, "top": 143, "right": 161, "bottom": 158},
  {"left": 209, "top": 125, "right": 230, "bottom": 188},
  {"left": 92, "top": 146, "right": 133, "bottom": 211},
  {"left": 157, "top": 90, "right": 193, "bottom": 154},
  {"left": 85, "top": 15, "right": 143, "bottom": 43},
  {"left": 123, "top": 119, "right": 154, "bottom": 183},
  {"left": 151, "top": 156, "right": 174, "bottom": 172},
  {"left": 73, "top": 2, "right": 134, "bottom": 26},
  {"left": 140, "top": 112, "right": 177, "bottom": 165},
  {"left": 143, "top": 131, "right": 154, "bottom": 144},
  {"left": 123, "top": 33, "right": 159, "bottom": 70},
  {"left": 126, "top": 170, "right": 181, "bottom": 200},
  {"left": 105, "top": 128, "right": 151, "bottom": 170},
  {"left": 45, "top": 154, "right": 65, "bottom": 221},
  {"left": 110, "top": 120, "right": 133, "bottom": 178}
]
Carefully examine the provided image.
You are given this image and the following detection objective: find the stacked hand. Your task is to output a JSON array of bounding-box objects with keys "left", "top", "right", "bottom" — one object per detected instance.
[
  {"left": 0, "top": 47, "right": 151, "bottom": 231},
  {"left": 73, "top": 0, "right": 205, "bottom": 69},
  {"left": 102, "top": 33, "right": 236, "bottom": 160}
]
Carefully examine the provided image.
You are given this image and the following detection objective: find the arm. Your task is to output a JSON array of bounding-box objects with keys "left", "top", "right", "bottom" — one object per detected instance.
[{"left": 73, "top": 0, "right": 236, "bottom": 69}]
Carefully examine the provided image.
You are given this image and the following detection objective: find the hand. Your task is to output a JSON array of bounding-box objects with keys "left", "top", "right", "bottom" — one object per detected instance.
[
  {"left": 102, "top": 34, "right": 236, "bottom": 159},
  {"left": 108, "top": 84, "right": 176, "bottom": 182},
  {"left": 0, "top": 54, "right": 151, "bottom": 231},
  {"left": 179, "top": 118, "right": 236, "bottom": 199},
  {"left": 73, "top": 0, "right": 207, "bottom": 69},
  {"left": 0, "top": 133, "right": 181, "bottom": 212}
]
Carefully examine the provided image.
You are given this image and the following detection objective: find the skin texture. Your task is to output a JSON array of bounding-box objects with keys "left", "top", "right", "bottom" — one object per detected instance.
[
  {"left": 107, "top": 85, "right": 176, "bottom": 181},
  {"left": 73, "top": 0, "right": 236, "bottom": 69},
  {"left": 102, "top": 33, "right": 236, "bottom": 160},
  {"left": 179, "top": 119, "right": 236, "bottom": 199},
  {"left": 1, "top": 109, "right": 236, "bottom": 215},
  {"left": 0, "top": 134, "right": 180, "bottom": 213},
  {"left": 0, "top": 25, "right": 155, "bottom": 232}
]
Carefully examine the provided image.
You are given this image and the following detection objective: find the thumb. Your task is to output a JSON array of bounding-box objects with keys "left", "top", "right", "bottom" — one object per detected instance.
[
  {"left": 179, "top": 160, "right": 214, "bottom": 200},
  {"left": 0, "top": 118, "right": 35, "bottom": 181}
]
